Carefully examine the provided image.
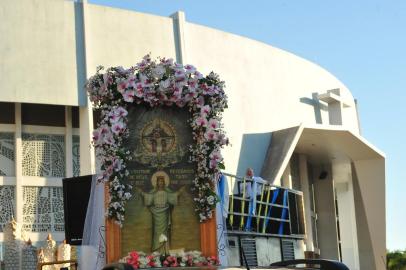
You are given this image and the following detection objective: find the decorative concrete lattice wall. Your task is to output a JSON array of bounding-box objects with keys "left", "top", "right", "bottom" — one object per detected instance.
[
  {"left": 72, "top": 135, "right": 80, "bottom": 177},
  {"left": 0, "top": 132, "right": 15, "bottom": 176},
  {"left": 22, "top": 133, "right": 65, "bottom": 177},
  {"left": 22, "top": 244, "right": 38, "bottom": 270},
  {"left": 0, "top": 185, "right": 15, "bottom": 232},
  {"left": 22, "top": 187, "right": 64, "bottom": 232}
]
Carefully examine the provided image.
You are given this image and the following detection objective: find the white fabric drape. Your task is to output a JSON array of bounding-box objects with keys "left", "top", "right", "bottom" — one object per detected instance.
[
  {"left": 215, "top": 174, "right": 229, "bottom": 266},
  {"left": 80, "top": 175, "right": 106, "bottom": 270}
]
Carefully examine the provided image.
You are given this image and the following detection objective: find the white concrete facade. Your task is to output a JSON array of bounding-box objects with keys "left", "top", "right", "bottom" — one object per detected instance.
[{"left": 0, "top": 0, "right": 385, "bottom": 269}]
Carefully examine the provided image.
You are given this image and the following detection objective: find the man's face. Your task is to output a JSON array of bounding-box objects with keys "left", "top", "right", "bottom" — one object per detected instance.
[
  {"left": 157, "top": 177, "right": 165, "bottom": 189},
  {"left": 246, "top": 168, "right": 254, "bottom": 178}
]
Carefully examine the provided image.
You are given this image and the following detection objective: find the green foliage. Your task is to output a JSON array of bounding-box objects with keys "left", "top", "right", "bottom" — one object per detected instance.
[{"left": 387, "top": 250, "right": 406, "bottom": 270}]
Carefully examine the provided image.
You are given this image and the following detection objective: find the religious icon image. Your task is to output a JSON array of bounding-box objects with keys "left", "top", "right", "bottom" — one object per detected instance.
[
  {"left": 133, "top": 118, "right": 186, "bottom": 168},
  {"left": 136, "top": 171, "right": 186, "bottom": 253},
  {"left": 122, "top": 106, "right": 200, "bottom": 255}
]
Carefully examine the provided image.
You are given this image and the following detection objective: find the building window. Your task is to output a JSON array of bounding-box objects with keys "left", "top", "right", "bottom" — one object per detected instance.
[
  {"left": 0, "top": 186, "right": 15, "bottom": 232},
  {"left": 0, "top": 132, "right": 15, "bottom": 176},
  {"left": 22, "top": 133, "right": 66, "bottom": 177},
  {"left": 0, "top": 102, "right": 15, "bottom": 124},
  {"left": 21, "top": 103, "right": 65, "bottom": 127},
  {"left": 22, "top": 186, "right": 64, "bottom": 232}
]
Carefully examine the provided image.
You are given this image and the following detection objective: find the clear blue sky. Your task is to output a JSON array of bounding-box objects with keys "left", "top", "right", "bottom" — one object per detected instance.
[{"left": 90, "top": 0, "right": 406, "bottom": 251}]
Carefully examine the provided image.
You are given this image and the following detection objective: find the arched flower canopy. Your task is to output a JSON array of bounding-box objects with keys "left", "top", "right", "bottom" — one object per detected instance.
[{"left": 86, "top": 55, "right": 229, "bottom": 225}]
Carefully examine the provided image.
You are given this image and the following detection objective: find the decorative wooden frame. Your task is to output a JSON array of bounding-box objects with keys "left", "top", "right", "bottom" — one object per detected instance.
[{"left": 105, "top": 187, "right": 218, "bottom": 263}]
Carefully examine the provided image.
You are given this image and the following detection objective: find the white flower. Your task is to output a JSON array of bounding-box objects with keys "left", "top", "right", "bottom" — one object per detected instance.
[
  {"left": 199, "top": 214, "right": 207, "bottom": 221},
  {"left": 207, "top": 195, "right": 215, "bottom": 205},
  {"left": 152, "top": 65, "right": 165, "bottom": 78},
  {"left": 159, "top": 234, "right": 168, "bottom": 243},
  {"left": 159, "top": 79, "right": 171, "bottom": 89}
]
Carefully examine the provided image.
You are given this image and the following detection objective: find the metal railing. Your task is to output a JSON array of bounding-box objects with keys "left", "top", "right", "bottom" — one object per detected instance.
[{"left": 223, "top": 173, "right": 305, "bottom": 238}]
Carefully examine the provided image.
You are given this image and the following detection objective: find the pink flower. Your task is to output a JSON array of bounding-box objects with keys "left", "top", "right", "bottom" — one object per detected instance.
[
  {"left": 176, "top": 99, "right": 186, "bottom": 108},
  {"left": 111, "top": 122, "right": 124, "bottom": 135},
  {"left": 204, "top": 129, "right": 218, "bottom": 141},
  {"left": 209, "top": 150, "right": 222, "bottom": 161},
  {"left": 103, "top": 133, "right": 114, "bottom": 145},
  {"left": 200, "top": 105, "right": 211, "bottom": 116},
  {"left": 100, "top": 126, "right": 109, "bottom": 135},
  {"left": 135, "top": 83, "right": 144, "bottom": 97},
  {"left": 184, "top": 91, "right": 197, "bottom": 102},
  {"left": 127, "top": 251, "right": 140, "bottom": 269},
  {"left": 195, "top": 117, "right": 208, "bottom": 127},
  {"left": 103, "top": 73, "right": 112, "bottom": 87},
  {"left": 123, "top": 90, "right": 135, "bottom": 102},
  {"left": 117, "top": 80, "right": 128, "bottom": 93},
  {"left": 203, "top": 85, "right": 216, "bottom": 96},
  {"left": 218, "top": 133, "right": 229, "bottom": 145},
  {"left": 175, "top": 69, "right": 186, "bottom": 81},
  {"left": 188, "top": 79, "right": 198, "bottom": 91},
  {"left": 109, "top": 107, "right": 127, "bottom": 123},
  {"left": 105, "top": 165, "right": 113, "bottom": 175},
  {"left": 207, "top": 119, "right": 218, "bottom": 129},
  {"left": 109, "top": 113, "right": 120, "bottom": 124},
  {"left": 114, "top": 107, "right": 128, "bottom": 117},
  {"left": 194, "top": 71, "right": 203, "bottom": 79},
  {"left": 184, "top": 64, "right": 196, "bottom": 74},
  {"left": 92, "top": 130, "right": 101, "bottom": 144},
  {"left": 209, "top": 159, "right": 218, "bottom": 169},
  {"left": 196, "top": 96, "right": 205, "bottom": 108},
  {"left": 112, "top": 158, "right": 123, "bottom": 171},
  {"left": 127, "top": 75, "right": 137, "bottom": 88}
]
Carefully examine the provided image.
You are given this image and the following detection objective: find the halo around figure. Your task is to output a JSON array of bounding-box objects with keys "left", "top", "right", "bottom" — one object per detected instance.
[{"left": 151, "top": 171, "right": 170, "bottom": 188}]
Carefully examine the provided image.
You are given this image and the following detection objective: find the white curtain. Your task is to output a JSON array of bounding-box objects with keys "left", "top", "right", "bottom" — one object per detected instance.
[
  {"left": 215, "top": 174, "right": 229, "bottom": 266},
  {"left": 80, "top": 175, "right": 106, "bottom": 270}
]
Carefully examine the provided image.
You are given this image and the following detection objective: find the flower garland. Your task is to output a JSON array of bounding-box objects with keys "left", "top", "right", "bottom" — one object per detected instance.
[
  {"left": 120, "top": 250, "right": 219, "bottom": 269},
  {"left": 86, "top": 55, "right": 229, "bottom": 225}
]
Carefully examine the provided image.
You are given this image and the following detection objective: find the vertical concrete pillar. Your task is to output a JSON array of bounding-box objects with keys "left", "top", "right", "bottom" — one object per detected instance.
[
  {"left": 14, "top": 103, "right": 23, "bottom": 223},
  {"left": 79, "top": 105, "right": 95, "bottom": 175},
  {"left": 353, "top": 159, "right": 386, "bottom": 270},
  {"left": 333, "top": 161, "right": 360, "bottom": 270},
  {"left": 313, "top": 164, "right": 339, "bottom": 260},
  {"left": 282, "top": 161, "right": 292, "bottom": 189},
  {"left": 78, "top": 0, "right": 95, "bottom": 176},
  {"left": 170, "top": 11, "right": 187, "bottom": 64},
  {"left": 65, "top": 106, "right": 73, "bottom": 178},
  {"left": 298, "top": 154, "right": 314, "bottom": 252}
]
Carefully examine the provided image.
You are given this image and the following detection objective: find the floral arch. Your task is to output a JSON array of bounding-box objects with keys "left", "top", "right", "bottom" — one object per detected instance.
[{"left": 86, "top": 55, "right": 229, "bottom": 226}]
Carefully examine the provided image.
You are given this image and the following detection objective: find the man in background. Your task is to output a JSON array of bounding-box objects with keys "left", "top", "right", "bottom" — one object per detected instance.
[{"left": 243, "top": 168, "right": 266, "bottom": 231}]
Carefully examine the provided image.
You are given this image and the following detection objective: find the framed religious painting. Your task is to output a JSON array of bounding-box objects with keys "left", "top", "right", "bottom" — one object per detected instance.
[
  {"left": 106, "top": 106, "right": 218, "bottom": 262},
  {"left": 86, "top": 55, "right": 228, "bottom": 264}
]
